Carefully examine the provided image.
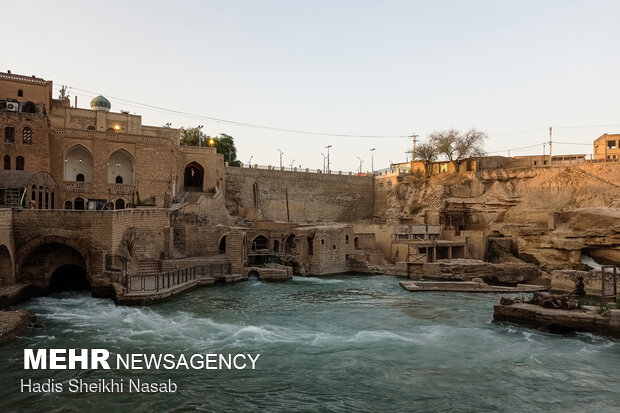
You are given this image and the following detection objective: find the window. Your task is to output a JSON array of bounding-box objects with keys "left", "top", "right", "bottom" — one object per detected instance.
[
  {"left": 76, "top": 173, "right": 85, "bottom": 182},
  {"left": 74, "top": 197, "right": 85, "bottom": 210},
  {"left": 219, "top": 236, "right": 226, "bottom": 253},
  {"left": 608, "top": 140, "right": 617, "bottom": 150},
  {"left": 107, "top": 128, "right": 115, "bottom": 133},
  {"left": 22, "top": 127, "right": 32, "bottom": 144},
  {"left": 17, "top": 89, "right": 23, "bottom": 97},
  {"left": 3, "top": 155, "right": 10, "bottom": 170},
  {"left": 387, "top": 181, "right": 392, "bottom": 187},
  {"left": 64, "top": 201, "right": 73, "bottom": 209},
  {"left": 4, "top": 126, "right": 15, "bottom": 143},
  {"left": 16, "top": 156, "right": 24, "bottom": 170},
  {"left": 87, "top": 126, "right": 95, "bottom": 131},
  {"left": 115, "top": 175, "right": 123, "bottom": 184},
  {"left": 345, "top": 235, "right": 349, "bottom": 244},
  {"left": 307, "top": 238, "right": 313, "bottom": 255},
  {"left": 22, "top": 102, "right": 36, "bottom": 113}
]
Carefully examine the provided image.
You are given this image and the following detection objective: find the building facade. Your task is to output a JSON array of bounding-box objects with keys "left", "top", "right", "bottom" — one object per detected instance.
[
  {"left": 0, "top": 71, "right": 225, "bottom": 210},
  {"left": 593, "top": 133, "right": 620, "bottom": 161}
]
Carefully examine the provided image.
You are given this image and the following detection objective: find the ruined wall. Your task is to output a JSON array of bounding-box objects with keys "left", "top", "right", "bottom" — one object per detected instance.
[{"left": 225, "top": 167, "right": 374, "bottom": 223}]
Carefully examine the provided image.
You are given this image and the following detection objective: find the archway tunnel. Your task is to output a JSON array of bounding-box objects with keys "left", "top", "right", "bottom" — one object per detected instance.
[{"left": 50, "top": 264, "right": 90, "bottom": 292}]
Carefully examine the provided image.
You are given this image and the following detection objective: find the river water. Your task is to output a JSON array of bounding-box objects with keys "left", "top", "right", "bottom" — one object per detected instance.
[{"left": 1, "top": 274, "right": 619, "bottom": 412}]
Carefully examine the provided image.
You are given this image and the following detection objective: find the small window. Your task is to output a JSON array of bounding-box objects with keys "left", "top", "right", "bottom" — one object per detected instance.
[
  {"left": 607, "top": 140, "right": 617, "bottom": 150},
  {"left": 87, "top": 126, "right": 95, "bottom": 131},
  {"left": 387, "top": 181, "right": 392, "bottom": 186},
  {"left": 3, "top": 155, "right": 10, "bottom": 170},
  {"left": 17, "top": 89, "right": 23, "bottom": 97},
  {"left": 4, "top": 126, "right": 15, "bottom": 143},
  {"left": 64, "top": 201, "right": 72, "bottom": 209},
  {"left": 76, "top": 173, "right": 85, "bottom": 182},
  {"left": 74, "top": 197, "right": 85, "bottom": 210},
  {"left": 332, "top": 244, "right": 336, "bottom": 250},
  {"left": 22, "top": 101, "right": 36, "bottom": 114},
  {"left": 22, "top": 127, "right": 32, "bottom": 144},
  {"left": 321, "top": 239, "right": 325, "bottom": 245},
  {"left": 219, "top": 236, "right": 226, "bottom": 254},
  {"left": 115, "top": 175, "right": 123, "bottom": 184},
  {"left": 345, "top": 235, "right": 349, "bottom": 244},
  {"left": 107, "top": 128, "right": 115, "bottom": 133},
  {"left": 16, "top": 156, "right": 24, "bottom": 170}
]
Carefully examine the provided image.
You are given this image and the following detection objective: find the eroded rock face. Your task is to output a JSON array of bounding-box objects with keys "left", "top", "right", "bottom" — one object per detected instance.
[{"left": 423, "top": 259, "right": 541, "bottom": 284}]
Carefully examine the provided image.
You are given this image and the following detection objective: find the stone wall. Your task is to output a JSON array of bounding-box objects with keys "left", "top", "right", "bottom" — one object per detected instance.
[
  {"left": 0, "top": 209, "right": 15, "bottom": 284},
  {"left": 225, "top": 167, "right": 374, "bottom": 223}
]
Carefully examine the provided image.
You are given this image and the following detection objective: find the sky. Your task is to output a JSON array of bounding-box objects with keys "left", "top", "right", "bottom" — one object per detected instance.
[{"left": 1, "top": 0, "right": 619, "bottom": 172}]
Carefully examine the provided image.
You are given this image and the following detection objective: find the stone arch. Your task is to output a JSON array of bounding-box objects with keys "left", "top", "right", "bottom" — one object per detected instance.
[
  {"left": 218, "top": 235, "right": 226, "bottom": 254},
  {"left": 184, "top": 161, "right": 204, "bottom": 190},
  {"left": 64, "top": 200, "right": 72, "bottom": 209},
  {"left": 64, "top": 145, "right": 94, "bottom": 183},
  {"left": 251, "top": 235, "right": 269, "bottom": 251},
  {"left": 284, "top": 234, "right": 296, "bottom": 253},
  {"left": 0, "top": 244, "right": 15, "bottom": 285},
  {"left": 15, "top": 235, "right": 91, "bottom": 292},
  {"left": 108, "top": 149, "right": 135, "bottom": 184},
  {"left": 22, "top": 101, "right": 36, "bottom": 113},
  {"left": 74, "top": 197, "right": 85, "bottom": 210},
  {"left": 115, "top": 198, "right": 125, "bottom": 210}
]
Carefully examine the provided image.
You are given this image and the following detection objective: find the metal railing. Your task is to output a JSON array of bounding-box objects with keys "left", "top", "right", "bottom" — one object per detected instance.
[{"left": 127, "top": 263, "right": 232, "bottom": 292}]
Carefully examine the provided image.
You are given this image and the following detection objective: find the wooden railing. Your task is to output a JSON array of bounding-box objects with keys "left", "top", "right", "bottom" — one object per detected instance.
[{"left": 127, "top": 263, "right": 232, "bottom": 292}]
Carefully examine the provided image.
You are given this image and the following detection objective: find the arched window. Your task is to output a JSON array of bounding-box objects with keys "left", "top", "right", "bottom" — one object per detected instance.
[
  {"left": 76, "top": 173, "right": 85, "bottom": 182},
  {"left": 115, "top": 199, "right": 125, "bottom": 210},
  {"left": 22, "top": 127, "right": 32, "bottom": 144},
  {"left": 38, "top": 186, "right": 43, "bottom": 209},
  {"left": 115, "top": 176, "right": 123, "bottom": 184},
  {"left": 74, "top": 197, "right": 85, "bottom": 210},
  {"left": 107, "top": 128, "right": 115, "bottom": 133},
  {"left": 307, "top": 237, "right": 314, "bottom": 255},
  {"left": 219, "top": 236, "right": 226, "bottom": 254},
  {"left": 251, "top": 235, "right": 268, "bottom": 251},
  {"left": 273, "top": 240, "right": 280, "bottom": 252},
  {"left": 354, "top": 237, "right": 359, "bottom": 249},
  {"left": 31, "top": 185, "right": 36, "bottom": 204},
  {"left": 64, "top": 200, "right": 72, "bottom": 210},
  {"left": 17, "top": 89, "right": 23, "bottom": 97},
  {"left": 284, "top": 234, "right": 296, "bottom": 253},
  {"left": 345, "top": 235, "right": 349, "bottom": 244},
  {"left": 16, "top": 156, "right": 24, "bottom": 170},
  {"left": 3, "top": 155, "right": 10, "bottom": 170},
  {"left": 45, "top": 189, "right": 49, "bottom": 209},
  {"left": 22, "top": 101, "right": 36, "bottom": 114},
  {"left": 87, "top": 126, "right": 95, "bottom": 131},
  {"left": 4, "top": 126, "right": 15, "bottom": 143}
]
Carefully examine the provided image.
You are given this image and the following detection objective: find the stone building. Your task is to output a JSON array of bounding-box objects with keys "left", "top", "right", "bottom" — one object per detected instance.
[
  {"left": 593, "top": 133, "right": 620, "bottom": 161},
  {"left": 0, "top": 71, "right": 225, "bottom": 210}
]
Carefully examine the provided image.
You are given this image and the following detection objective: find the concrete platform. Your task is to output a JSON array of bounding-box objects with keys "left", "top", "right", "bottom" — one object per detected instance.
[
  {"left": 399, "top": 280, "right": 549, "bottom": 293},
  {"left": 494, "top": 303, "right": 620, "bottom": 338}
]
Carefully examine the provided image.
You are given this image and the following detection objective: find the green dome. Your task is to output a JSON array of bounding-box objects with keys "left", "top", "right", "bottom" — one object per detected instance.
[{"left": 90, "top": 95, "right": 111, "bottom": 110}]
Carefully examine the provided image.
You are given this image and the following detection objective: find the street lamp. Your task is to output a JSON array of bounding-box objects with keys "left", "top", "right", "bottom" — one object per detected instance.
[
  {"left": 277, "top": 148, "right": 284, "bottom": 169},
  {"left": 370, "top": 148, "right": 375, "bottom": 174},
  {"left": 248, "top": 155, "right": 253, "bottom": 168},
  {"left": 290, "top": 159, "right": 295, "bottom": 170},
  {"left": 325, "top": 145, "right": 332, "bottom": 172},
  {"left": 357, "top": 156, "right": 364, "bottom": 174},
  {"left": 321, "top": 153, "right": 326, "bottom": 173},
  {"left": 197, "top": 125, "right": 204, "bottom": 147}
]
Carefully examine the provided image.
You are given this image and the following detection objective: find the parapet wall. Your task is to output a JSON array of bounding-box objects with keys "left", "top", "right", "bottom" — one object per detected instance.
[{"left": 225, "top": 167, "right": 374, "bottom": 223}]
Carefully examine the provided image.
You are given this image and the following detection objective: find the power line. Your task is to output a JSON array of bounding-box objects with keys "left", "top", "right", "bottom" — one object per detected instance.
[{"left": 60, "top": 85, "right": 410, "bottom": 139}]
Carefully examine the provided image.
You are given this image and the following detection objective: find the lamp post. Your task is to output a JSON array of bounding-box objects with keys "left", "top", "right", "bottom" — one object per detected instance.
[
  {"left": 370, "top": 147, "right": 375, "bottom": 174},
  {"left": 321, "top": 153, "right": 326, "bottom": 173},
  {"left": 325, "top": 145, "right": 332, "bottom": 172},
  {"left": 277, "top": 148, "right": 284, "bottom": 169},
  {"left": 197, "top": 125, "right": 204, "bottom": 147},
  {"left": 290, "top": 159, "right": 295, "bottom": 170},
  {"left": 248, "top": 156, "right": 253, "bottom": 168},
  {"left": 357, "top": 156, "right": 364, "bottom": 174}
]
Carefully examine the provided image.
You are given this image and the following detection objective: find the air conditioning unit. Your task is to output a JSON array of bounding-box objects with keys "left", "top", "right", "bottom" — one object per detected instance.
[{"left": 6, "top": 102, "right": 19, "bottom": 111}]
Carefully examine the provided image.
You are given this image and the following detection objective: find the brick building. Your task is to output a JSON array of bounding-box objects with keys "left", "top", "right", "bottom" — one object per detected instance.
[
  {"left": 0, "top": 71, "right": 225, "bottom": 210},
  {"left": 593, "top": 133, "right": 620, "bottom": 161}
]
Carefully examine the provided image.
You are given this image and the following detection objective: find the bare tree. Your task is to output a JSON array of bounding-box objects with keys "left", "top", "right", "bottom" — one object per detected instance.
[
  {"left": 429, "top": 129, "right": 487, "bottom": 170},
  {"left": 412, "top": 142, "right": 438, "bottom": 174}
]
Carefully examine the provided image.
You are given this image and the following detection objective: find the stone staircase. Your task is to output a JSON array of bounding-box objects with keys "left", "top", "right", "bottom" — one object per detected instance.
[{"left": 572, "top": 168, "right": 619, "bottom": 188}]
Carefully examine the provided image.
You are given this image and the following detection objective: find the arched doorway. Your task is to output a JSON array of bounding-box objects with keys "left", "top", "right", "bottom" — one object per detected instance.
[
  {"left": 74, "top": 197, "right": 85, "bottom": 210},
  {"left": 64, "top": 201, "right": 72, "bottom": 209},
  {"left": 251, "top": 235, "right": 268, "bottom": 251},
  {"left": 354, "top": 237, "right": 359, "bottom": 249},
  {"left": 184, "top": 162, "right": 204, "bottom": 191},
  {"left": 284, "top": 234, "right": 296, "bottom": 253},
  {"left": 0, "top": 244, "right": 14, "bottom": 285},
  {"left": 219, "top": 236, "right": 226, "bottom": 253},
  {"left": 115, "top": 198, "right": 125, "bottom": 210}
]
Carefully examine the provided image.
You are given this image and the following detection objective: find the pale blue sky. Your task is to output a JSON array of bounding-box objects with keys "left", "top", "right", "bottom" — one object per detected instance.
[{"left": 2, "top": 0, "right": 619, "bottom": 172}]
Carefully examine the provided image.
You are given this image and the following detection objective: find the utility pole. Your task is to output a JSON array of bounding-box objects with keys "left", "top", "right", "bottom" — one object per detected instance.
[
  {"left": 370, "top": 148, "right": 375, "bottom": 174},
  {"left": 290, "top": 159, "right": 295, "bottom": 170},
  {"left": 548, "top": 127, "right": 553, "bottom": 166},
  {"left": 321, "top": 153, "right": 326, "bottom": 173},
  {"left": 277, "top": 148, "right": 284, "bottom": 169},
  {"left": 411, "top": 133, "right": 419, "bottom": 159},
  {"left": 357, "top": 156, "right": 364, "bottom": 174},
  {"left": 197, "top": 125, "right": 204, "bottom": 147},
  {"left": 325, "top": 145, "right": 332, "bottom": 172}
]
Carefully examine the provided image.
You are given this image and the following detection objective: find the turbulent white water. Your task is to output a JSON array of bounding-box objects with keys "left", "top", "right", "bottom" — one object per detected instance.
[
  {"left": 1, "top": 275, "right": 619, "bottom": 412},
  {"left": 581, "top": 253, "right": 603, "bottom": 270}
]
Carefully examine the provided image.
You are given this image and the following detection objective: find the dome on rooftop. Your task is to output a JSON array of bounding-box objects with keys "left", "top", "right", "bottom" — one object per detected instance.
[{"left": 90, "top": 95, "right": 111, "bottom": 111}]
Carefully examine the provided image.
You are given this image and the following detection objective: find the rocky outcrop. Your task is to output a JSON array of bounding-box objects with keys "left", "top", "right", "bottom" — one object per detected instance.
[
  {"left": 0, "top": 310, "right": 36, "bottom": 345},
  {"left": 423, "top": 259, "right": 541, "bottom": 285}
]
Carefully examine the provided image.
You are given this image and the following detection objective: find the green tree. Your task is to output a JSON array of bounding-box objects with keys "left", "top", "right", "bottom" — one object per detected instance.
[
  {"left": 213, "top": 134, "right": 240, "bottom": 166},
  {"left": 429, "top": 128, "right": 486, "bottom": 170},
  {"left": 179, "top": 127, "right": 207, "bottom": 146}
]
